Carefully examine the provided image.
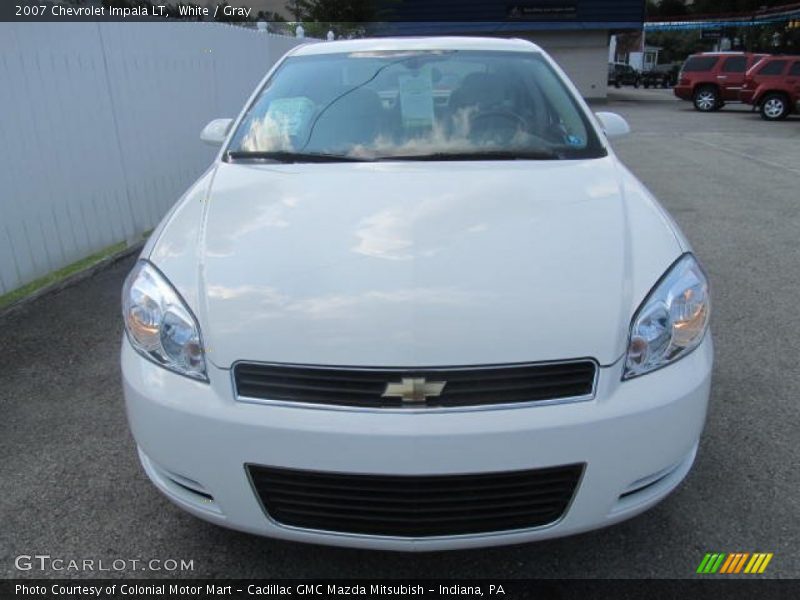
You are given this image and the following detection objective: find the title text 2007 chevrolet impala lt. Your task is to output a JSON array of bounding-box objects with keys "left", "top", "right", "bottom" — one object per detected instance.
[{"left": 121, "top": 37, "right": 712, "bottom": 550}]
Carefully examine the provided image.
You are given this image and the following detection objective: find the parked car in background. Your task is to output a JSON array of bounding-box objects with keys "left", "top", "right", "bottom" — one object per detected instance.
[
  {"left": 740, "top": 55, "right": 800, "bottom": 120},
  {"left": 642, "top": 63, "right": 681, "bottom": 88},
  {"left": 608, "top": 62, "right": 641, "bottom": 88},
  {"left": 674, "top": 52, "right": 768, "bottom": 111}
]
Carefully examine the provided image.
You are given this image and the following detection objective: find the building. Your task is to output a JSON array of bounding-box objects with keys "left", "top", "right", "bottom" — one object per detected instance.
[
  {"left": 628, "top": 45, "right": 661, "bottom": 72},
  {"left": 610, "top": 32, "right": 661, "bottom": 72},
  {"left": 373, "top": 0, "right": 646, "bottom": 100}
]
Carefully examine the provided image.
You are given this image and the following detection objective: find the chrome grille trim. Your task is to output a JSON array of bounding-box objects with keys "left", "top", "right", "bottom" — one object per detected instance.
[{"left": 231, "top": 359, "right": 599, "bottom": 412}]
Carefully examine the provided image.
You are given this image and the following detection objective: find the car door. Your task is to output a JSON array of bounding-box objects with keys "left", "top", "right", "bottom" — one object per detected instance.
[
  {"left": 717, "top": 55, "right": 748, "bottom": 100},
  {"left": 789, "top": 61, "right": 800, "bottom": 108}
]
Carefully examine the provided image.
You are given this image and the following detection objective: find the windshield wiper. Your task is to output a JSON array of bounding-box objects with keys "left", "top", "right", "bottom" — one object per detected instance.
[
  {"left": 375, "top": 149, "right": 563, "bottom": 162},
  {"left": 225, "top": 151, "right": 370, "bottom": 163}
]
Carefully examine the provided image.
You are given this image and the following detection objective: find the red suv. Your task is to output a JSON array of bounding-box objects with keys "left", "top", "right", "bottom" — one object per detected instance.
[
  {"left": 674, "top": 52, "right": 768, "bottom": 112},
  {"left": 740, "top": 55, "right": 800, "bottom": 120}
]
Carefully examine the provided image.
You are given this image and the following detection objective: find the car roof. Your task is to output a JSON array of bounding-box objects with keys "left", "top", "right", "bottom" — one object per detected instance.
[
  {"left": 692, "top": 51, "right": 768, "bottom": 57},
  {"left": 290, "top": 36, "right": 542, "bottom": 57}
]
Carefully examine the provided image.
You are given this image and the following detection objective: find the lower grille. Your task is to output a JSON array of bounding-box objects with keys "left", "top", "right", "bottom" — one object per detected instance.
[
  {"left": 248, "top": 464, "right": 584, "bottom": 537},
  {"left": 234, "top": 360, "right": 597, "bottom": 408}
]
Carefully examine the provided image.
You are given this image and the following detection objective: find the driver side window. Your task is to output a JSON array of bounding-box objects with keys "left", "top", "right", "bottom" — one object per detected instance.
[{"left": 518, "top": 61, "right": 589, "bottom": 148}]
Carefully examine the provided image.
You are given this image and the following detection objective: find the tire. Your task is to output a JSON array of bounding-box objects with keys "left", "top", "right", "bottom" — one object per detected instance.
[
  {"left": 644, "top": 81, "right": 650, "bottom": 89},
  {"left": 634, "top": 78, "right": 640, "bottom": 89},
  {"left": 693, "top": 85, "right": 719, "bottom": 112},
  {"left": 661, "top": 77, "right": 669, "bottom": 88},
  {"left": 760, "top": 93, "right": 790, "bottom": 121},
  {"left": 614, "top": 78, "right": 621, "bottom": 89}
]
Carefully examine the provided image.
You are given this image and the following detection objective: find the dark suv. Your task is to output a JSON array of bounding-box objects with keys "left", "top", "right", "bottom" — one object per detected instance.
[
  {"left": 608, "top": 63, "right": 641, "bottom": 88},
  {"left": 674, "top": 52, "right": 768, "bottom": 111},
  {"left": 642, "top": 63, "right": 681, "bottom": 88},
  {"left": 740, "top": 55, "right": 800, "bottom": 120}
]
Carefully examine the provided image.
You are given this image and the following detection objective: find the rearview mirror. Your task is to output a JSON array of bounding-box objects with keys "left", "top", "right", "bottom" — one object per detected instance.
[
  {"left": 200, "top": 118, "right": 234, "bottom": 146},
  {"left": 594, "top": 112, "right": 630, "bottom": 139}
]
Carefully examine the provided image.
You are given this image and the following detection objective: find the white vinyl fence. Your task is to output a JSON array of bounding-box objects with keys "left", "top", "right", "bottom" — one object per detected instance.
[{"left": 0, "top": 22, "right": 305, "bottom": 295}]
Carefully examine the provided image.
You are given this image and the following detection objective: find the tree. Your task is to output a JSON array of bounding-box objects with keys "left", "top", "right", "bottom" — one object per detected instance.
[
  {"left": 690, "top": 0, "right": 790, "bottom": 14},
  {"left": 285, "top": 0, "right": 376, "bottom": 37},
  {"left": 646, "top": 0, "right": 688, "bottom": 19},
  {"left": 645, "top": 30, "right": 705, "bottom": 63},
  {"left": 289, "top": 0, "right": 375, "bottom": 22},
  {"left": 257, "top": 11, "right": 286, "bottom": 23}
]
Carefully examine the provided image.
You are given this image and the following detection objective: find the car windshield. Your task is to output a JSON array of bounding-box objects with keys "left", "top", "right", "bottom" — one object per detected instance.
[{"left": 225, "top": 50, "right": 606, "bottom": 162}]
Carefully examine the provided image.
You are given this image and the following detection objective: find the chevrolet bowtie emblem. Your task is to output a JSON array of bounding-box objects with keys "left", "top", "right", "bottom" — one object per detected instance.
[{"left": 382, "top": 377, "right": 447, "bottom": 404}]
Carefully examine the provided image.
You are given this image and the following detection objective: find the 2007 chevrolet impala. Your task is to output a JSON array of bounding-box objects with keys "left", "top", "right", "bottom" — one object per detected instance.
[{"left": 121, "top": 37, "right": 712, "bottom": 550}]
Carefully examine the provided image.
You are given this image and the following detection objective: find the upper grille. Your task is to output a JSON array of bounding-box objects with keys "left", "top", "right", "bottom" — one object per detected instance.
[
  {"left": 248, "top": 464, "right": 584, "bottom": 537},
  {"left": 233, "top": 360, "right": 596, "bottom": 409}
]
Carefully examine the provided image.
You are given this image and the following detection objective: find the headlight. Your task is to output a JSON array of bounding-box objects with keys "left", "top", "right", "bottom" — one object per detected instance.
[
  {"left": 623, "top": 254, "right": 710, "bottom": 379},
  {"left": 122, "top": 260, "right": 207, "bottom": 381}
]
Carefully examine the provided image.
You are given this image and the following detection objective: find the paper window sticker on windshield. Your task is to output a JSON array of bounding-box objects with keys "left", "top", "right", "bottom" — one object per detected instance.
[
  {"left": 567, "top": 134, "right": 585, "bottom": 147},
  {"left": 398, "top": 72, "right": 435, "bottom": 128},
  {"left": 265, "top": 97, "right": 316, "bottom": 137}
]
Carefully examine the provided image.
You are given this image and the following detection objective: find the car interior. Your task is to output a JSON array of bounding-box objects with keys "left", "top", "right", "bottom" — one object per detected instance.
[{"left": 234, "top": 53, "right": 591, "bottom": 156}]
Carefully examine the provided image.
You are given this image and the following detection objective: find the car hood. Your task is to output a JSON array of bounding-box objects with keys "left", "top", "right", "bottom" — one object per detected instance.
[{"left": 149, "top": 157, "right": 685, "bottom": 368}]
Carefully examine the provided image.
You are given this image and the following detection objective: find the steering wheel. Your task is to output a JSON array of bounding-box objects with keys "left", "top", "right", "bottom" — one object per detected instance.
[{"left": 468, "top": 109, "right": 527, "bottom": 145}]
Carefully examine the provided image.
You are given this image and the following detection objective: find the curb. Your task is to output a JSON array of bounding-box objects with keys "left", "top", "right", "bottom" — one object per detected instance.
[{"left": 0, "top": 242, "right": 143, "bottom": 319}]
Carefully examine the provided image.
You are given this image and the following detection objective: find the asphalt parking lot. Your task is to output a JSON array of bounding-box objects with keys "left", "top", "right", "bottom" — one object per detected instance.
[{"left": 1, "top": 88, "right": 798, "bottom": 580}]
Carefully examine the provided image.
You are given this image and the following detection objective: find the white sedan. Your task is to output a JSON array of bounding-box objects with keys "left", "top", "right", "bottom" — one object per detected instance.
[{"left": 121, "top": 37, "right": 712, "bottom": 551}]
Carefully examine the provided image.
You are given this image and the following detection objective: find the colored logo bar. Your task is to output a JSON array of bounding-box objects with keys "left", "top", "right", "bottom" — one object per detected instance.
[{"left": 697, "top": 553, "right": 773, "bottom": 574}]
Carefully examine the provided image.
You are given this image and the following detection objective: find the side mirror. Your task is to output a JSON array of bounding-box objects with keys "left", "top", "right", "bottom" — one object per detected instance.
[
  {"left": 595, "top": 112, "right": 630, "bottom": 139},
  {"left": 200, "top": 118, "right": 234, "bottom": 146}
]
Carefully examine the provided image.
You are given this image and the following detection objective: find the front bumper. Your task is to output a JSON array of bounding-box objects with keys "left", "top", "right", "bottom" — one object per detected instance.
[
  {"left": 122, "top": 337, "right": 713, "bottom": 551},
  {"left": 673, "top": 85, "right": 693, "bottom": 101}
]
